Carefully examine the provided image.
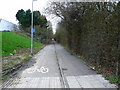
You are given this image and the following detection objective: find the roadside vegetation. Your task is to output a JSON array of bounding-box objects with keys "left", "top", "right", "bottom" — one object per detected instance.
[
  {"left": 1, "top": 8, "right": 54, "bottom": 82},
  {"left": 1, "top": 8, "right": 53, "bottom": 82},
  {"left": 2, "top": 31, "right": 45, "bottom": 81},
  {"left": 46, "top": 2, "right": 120, "bottom": 87},
  {"left": 16, "top": 9, "right": 53, "bottom": 43},
  {"left": 2, "top": 31, "right": 42, "bottom": 56},
  {"left": 0, "top": 31, "right": 1, "bottom": 44}
]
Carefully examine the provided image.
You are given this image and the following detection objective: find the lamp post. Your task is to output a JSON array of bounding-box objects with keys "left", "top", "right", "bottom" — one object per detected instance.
[
  {"left": 31, "top": 0, "right": 37, "bottom": 54},
  {"left": 31, "top": 0, "right": 34, "bottom": 54}
]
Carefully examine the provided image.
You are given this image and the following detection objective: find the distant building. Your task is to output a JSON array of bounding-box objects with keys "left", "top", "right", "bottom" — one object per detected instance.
[{"left": 0, "top": 18, "right": 19, "bottom": 31}]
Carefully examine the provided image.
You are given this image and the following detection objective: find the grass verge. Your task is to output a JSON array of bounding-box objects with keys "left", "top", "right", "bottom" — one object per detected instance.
[
  {"left": 1, "top": 31, "right": 45, "bottom": 82},
  {"left": 2, "top": 31, "right": 43, "bottom": 56}
]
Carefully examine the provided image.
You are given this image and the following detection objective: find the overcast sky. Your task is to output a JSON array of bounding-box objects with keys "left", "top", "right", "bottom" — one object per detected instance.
[{"left": 0, "top": 0, "right": 59, "bottom": 33}]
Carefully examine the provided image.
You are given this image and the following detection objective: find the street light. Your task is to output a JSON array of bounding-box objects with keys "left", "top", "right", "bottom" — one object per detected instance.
[{"left": 31, "top": 0, "right": 37, "bottom": 54}]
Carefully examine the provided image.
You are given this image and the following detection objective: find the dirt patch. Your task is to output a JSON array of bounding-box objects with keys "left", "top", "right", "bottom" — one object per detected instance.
[{"left": 2, "top": 45, "right": 45, "bottom": 82}]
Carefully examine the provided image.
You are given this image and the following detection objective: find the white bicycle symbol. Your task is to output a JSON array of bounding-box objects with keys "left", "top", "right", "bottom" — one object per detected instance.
[
  {"left": 27, "top": 66, "right": 49, "bottom": 74},
  {"left": 37, "top": 66, "right": 49, "bottom": 73}
]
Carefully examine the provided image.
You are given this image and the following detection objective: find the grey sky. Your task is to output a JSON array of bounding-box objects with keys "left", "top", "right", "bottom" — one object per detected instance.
[{"left": 0, "top": 0, "right": 59, "bottom": 33}]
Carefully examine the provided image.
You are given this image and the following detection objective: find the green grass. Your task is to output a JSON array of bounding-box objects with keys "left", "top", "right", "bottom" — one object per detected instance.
[
  {"left": 102, "top": 75, "right": 120, "bottom": 84},
  {"left": 1, "top": 31, "right": 43, "bottom": 56},
  {"left": 0, "top": 31, "right": 2, "bottom": 57},
  {"left": 22, "top": 56, "right": 32, "bottom": 62}
]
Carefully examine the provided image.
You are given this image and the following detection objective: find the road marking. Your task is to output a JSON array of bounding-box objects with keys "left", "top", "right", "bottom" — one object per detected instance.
[
  {"left": 27, "top": 66, "right": 38, "bottom": 73},
  {"left": 25, "top": 66, "right": 49, "bottom": 74},
  {"left": 37, "top": 66, "right": 49, "bottom": 73}
]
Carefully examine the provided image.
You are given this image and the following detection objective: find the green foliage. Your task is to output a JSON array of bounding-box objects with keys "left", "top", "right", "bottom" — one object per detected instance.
[
  {"left": 2, "top": 31, "right": 43, "bottom": 56},
  {"left": 53, "top": 2, "right": 120, "bottom": 78},
  {"left": 34, "top": 21, "right": 53, "bottom": 43},
  {"left": 22, "top": 56, "right": 32, "bottom": 62},
  {"left": 16, "top": 9, "right": 26, "bottom": 26},
  {"left": 102, "top": 75, "right": 120, "bottom": 84},
  {"left": 16, "top": 9, "right": 53, "bottom": 43},
  {"left": 16, "top": 9, "right": 48, "bottom": 29},
  {"left": 35, "top": 28, "right": 53, "bottom": 43}
]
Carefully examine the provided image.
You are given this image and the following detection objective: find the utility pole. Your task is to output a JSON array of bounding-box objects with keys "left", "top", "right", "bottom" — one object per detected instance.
[{"left": 31, "top": 0, "right": 34, "bottom": 54}]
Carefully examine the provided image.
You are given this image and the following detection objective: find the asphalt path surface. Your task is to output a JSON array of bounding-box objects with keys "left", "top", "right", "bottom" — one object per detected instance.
[{"left": 3, "top": 44, "right": 118, "bottom": 89}]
